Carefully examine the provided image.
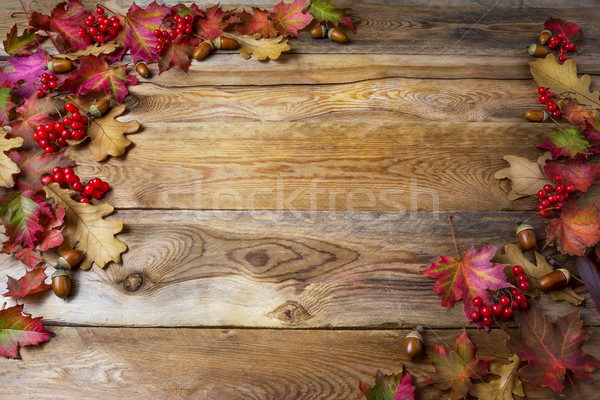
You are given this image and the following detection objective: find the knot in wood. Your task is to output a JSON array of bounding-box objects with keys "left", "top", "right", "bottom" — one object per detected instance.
[
  {"left": 269, "top": 301, "right": 310, "bottom": 325},
  {"left": 124, "top": 273, "right": 143, "bottom": 292}
]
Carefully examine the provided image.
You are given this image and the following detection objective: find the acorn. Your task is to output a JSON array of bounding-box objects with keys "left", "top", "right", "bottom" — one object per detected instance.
[
  {"left": 214, "top": 37, "right": 238, "bottom": 50},
  {"left": 537, "top": 268, "right": 570, "bottom": 292},
  {"left": 193, "top": 41, "right": 214, "bottom": 61},
  {"left": 528, "top": 44, "right": 549, "bottom": 58},
  {"left": 404, "top": 326, "right": 424, "bottom": 360},
  {"left": 539, "top": 30, "right": 552, "bottom": 45},
  {"left": 47, "top": 58, "right": 74, "bottom": 74},
  {"left": 135, "top": 62, "right": 150, "bottom": 78},
  {"left": 516, "top": 223, "right": 537, "bottom": 251},
  {"left": 57, "top": 249, "right": 84, "bottom": 270},
  {"left": 88, "top": 99, "right": 111, "bottom": 118},
  {"left": 51, "top": 269, "right": 71, "bottom": 299},
  {"left": 328, "top": 28, "right": 347, "bottom": 43},
  {"left": 525, "top": 110, "right": 549, "bottom": 122},
  {"left": 310, "top": 24, "right": 327, "bottom": 39}
]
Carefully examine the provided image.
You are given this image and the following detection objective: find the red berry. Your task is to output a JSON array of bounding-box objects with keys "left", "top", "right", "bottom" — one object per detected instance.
[
  {"left": 84, "top": 184, "right": 94, "bottom": 195},
  {"left": 41, "top": 175, "right": 53, "bottom": 185},
  {"left": 92, "top": 190, "right": 103, "bottom": 200},
  {"left": 41, "top": 72, "right": 50, "bottom": 81},
  {"left": 517, "top": 273, "right": 529, "bottom": 282},
  {"left": 551, "top": 110, "right": 561, "bottom": 119},
  {"left": 565, "top": 184, "right": 575, "bottom": 193},
  {"left": 546, "top": 91, "right": 553, "bottom": 98},
  {"left": 48, "top": 132, "right": 57, "bottom": 141},
  {"left": 470, "top": 311, "right": 481, "bottom": 321},
  {"left": 72, "top": 112, "right": 81, "bottom": 121},
  {"left": 515, "top": 293, "right": 526, "bottom": 303},
  {"left": 519, "top": 281, "right": 530, "bottom": 291},
  {"left": 539, "top": 210, "right": 550, "bottom": 218},
  {"left": 38, "top": 139, "right": 49, "bottom": 148},
  {"left": 557, "top": 32, "right": 565, "bottom": 40},
  {"left": 558, "top": 54, "right": 567, "bottom": 63},
  {"left": 480, "top": 305, "right": 492, "bottom": 318},
  {"left": 100, "top": 181, "right": 110, "bottom": 192},
  {"left": 65, "top": 103, "right": 77, "bottom": 112},
  {"left": 96, "top": 6, "right": 105, "bottom": 14},
  {"left": 92, "top": 178, "right": 103, "bottom": 188},
  {"left": 108, "top": 28, "right": 118, "bottom": 36},
  {"left": 53, "top": 172, "right": 64, "bottom": 183},
  {"left": 501, "top": 307, "right": 513, "bottom": 321},
  {"left": 99, "top": 23, "right": 109, "bottom": 32},
  {"left": 95, "top": 34, "right": 105, "bottom": 43},
  {"left": 556, "top": 194, "right": 564, "bottom": 202},
  {"left": 547, "top": 194, "right": 557, "bottom": 203},
  {"left": 112, "top": 21, "right": 121, "bottom": 30},
  {"left": 482, "top": 316, "right": 493, "bottom": 326},
  {"left": 499, "top": 296, "right": 510, "bottom": 307},
  {"left": 184, "top": 14, "right": 193, "bottom": 23},
  {"left": 543, "top": 184, "right": 553, "bottom": 192},
  {"left": 79, "top": 197, "right": 90, "bottom": 203},
  {"left": 72, "top": 181, "right": 83, "bottom": 191},
  {"left": 49, "top": 80, "right": 58, "bottom": 89},
  {"left": 540, "top": 199, "right": 550, "bottom": 208},
  {"left": 472, "top": 296, "right": 483, "bottom": 308},
  {"left": 44, "top": 146, "right": 55, "bottom": 154},
  {"left": 547, "top": 100, "right": 557, "bottom": 111},
  {"left": 511, "top": 300, "right": 519, "bottom": 310},
  {"left": 80, "top": 115, "right": 89, "bottom": 124},
  {"left": 539, "top": 95, "right": 548, "bottom": 104},
  {"left": 492, "top": 304, "right": 502, "bottom": 316},
  {"left": 52, "top": 166, "right": 63, "bottom": 174},
  {"left": 512, "top": 265, "right": 523, "bottom": 275},
  {"left": 537, "top": 190, "right": 546, "bottom": 199},
  {"left": 61, "top": 129, "right": 70, "bottom": 139}
]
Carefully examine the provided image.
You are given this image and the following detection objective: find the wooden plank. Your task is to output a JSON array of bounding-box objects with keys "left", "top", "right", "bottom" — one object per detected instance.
[
  {"left": 1, "top": 210, "right": 598, "bottom": 328},
  {"left": 0, "top": 327, "right": 597, "bottom": 399}
]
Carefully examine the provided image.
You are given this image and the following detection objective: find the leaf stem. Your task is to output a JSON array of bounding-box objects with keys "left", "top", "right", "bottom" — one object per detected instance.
[
  {"left": 567, "top": 372, "right": 586, "bottom": 400},
  {"left": 448, "top": 216, "right": 460, "bottom": 260}
]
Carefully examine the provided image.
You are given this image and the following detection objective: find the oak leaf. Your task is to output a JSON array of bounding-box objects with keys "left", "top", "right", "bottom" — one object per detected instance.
[
  {"left": 0, "top": 132, "right": 24, "bottom": 188},
  {"left": 495, "top": 244, "right": 583, "bottom": 306},
  {"left": 576, "top": 256, "right": 600, "bottom": 314},
  {"left": 236, "top": 8, "right": 277, "bottom": 38},
  {"left": 44, "top": 183, "right": 126, "bottom": 270},
  {"left": 53, "top": 41, "right": 120, "bottom": 60},
  {"left": 0, "top": 304, "right": 52, "bottom": 359},
  {"left": 530, "top": 55, "right": 600, "bottom": 109},
  {"left": 2, "top": 267, "right": 51, "bottom": 299},
  {"left": 309, "top": 0, "right": 354, "bottom": 32},
  {"left": 424, "top": 329, "right": 490, "bottom": 400},
  {"left": 544, "top": 158, "right": 600, "bottom": 193},
  {"left": 225, "top": 33, "right": 291, "bottom": 61},
  {"left": 494, "top": 153, "right": 552, "bottom": 200},
  {"left": 471, "top": 355, "right": 525, "bottom": 400},
  {"left": 546, "top": 202, "right": 600, "bottom": 256},
  {"left": 502, "top": 300, "right": 600, "bottom": 393},
  {"left": 270, "top": 0, "right": 312, "bottom": 37},
  {"left": 28, "top": 0, "right": 88, "bottom": 53},
  {"left": 3, "top": 24, "right": 40, "bottom": 56},
  {"left": 359, "top": 367, "right": 415, "bottom": 400}
]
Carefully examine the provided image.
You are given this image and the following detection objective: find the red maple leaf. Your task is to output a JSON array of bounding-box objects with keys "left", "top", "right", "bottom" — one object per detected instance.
[
  {"left": 422, "top": 244, "right": 511, "bottom": 329},
  {"left": 544, "top": 17, "right": 583, "bottom": 45},
  {"left": 0, "top": 82, "right": 16, "bottom": 126},
  {"left": 172, "top": 3, "right": 204, "bottom": 19},
  {"left": 546, "top": 201, "right": 600, "bottom": 256},
  {"left": 8, "top": 96, "right": 61, "bottom": 150},
  {"left": 309, "top": 0, "right": 354, "bottom": 32},
  {"left": 196, "top": 4, "right": 230, "bottom": 41},
  {"left": 3, "top": 24, "right": 44, "bottom": 56},
  {"left": 236, "top": 8, "right": 277, "bottom": 38},
  {"left": 0, "top": 49, "right": 49, "bottom": 101},
  {"left": 560, "top": 100, "right": 598, "bottom": 125},
  {"left": 544, "top": 158, "right": 600, "bottom": 193},
  {"left": 502, "top": 300, "right": 599, "bottom": 393},
  {"left": 359, "top": 367, "right": 415, "bottom": 400},
  {"left": 10, "top": 148, "right": 74, "bottom": 193},
  {"left": 270, "top": 0, "right": 312, "bottom": 37},
  {"left": 424, "top": 329, "right": 490, "bottom": 399},
  {"left": 158, "top": 36, "right": 199, "bottom": 74},
  {"left": 576, "top": 256, "right": 600, "bottom": 314},
  {"left": 2, "top": 267, "right": 51, "bottom": 298},
  {"left": 28, "top": 0, "right": 88, "bottom": 53},
  {"left": 0, "top": 304, "right": 52, "bottom": 359}
]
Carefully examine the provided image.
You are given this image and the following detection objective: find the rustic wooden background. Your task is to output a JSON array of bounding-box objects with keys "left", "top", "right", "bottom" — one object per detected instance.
[{"left": 1, "top": 0, "right": 600, "bottom": 398}]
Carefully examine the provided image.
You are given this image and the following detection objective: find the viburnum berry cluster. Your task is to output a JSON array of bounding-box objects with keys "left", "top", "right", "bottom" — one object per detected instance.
[
  {"left": 77, "top": 6, "right": 122, "bottom": 44},
  {"left": 36, "top": 71, "right": 58, "bottom": 98},
  {"left": 41, "top": 166, "right": 110, "bottom": 203},
  {"left": 537, "top": 87, "right": 561, "bottom": 119},
  {"left": 544, "top": 31, "right": 577, "bottom": 63},
  {"left": 154, "top": 13, "right": 195, "bottom": 53},
  {"left": 33, "top": 102, "right": 88, "bottom": 153},
  {"left": 535, "top": 175, "right": 575, "bottom": 217}
]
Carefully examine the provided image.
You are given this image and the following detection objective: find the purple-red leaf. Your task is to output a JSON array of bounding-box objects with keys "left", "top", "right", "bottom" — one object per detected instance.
[
  {"left": 545, "top": 202, "right": 600, "bottom": 256},
  {"left": 2, "top": 267, "right": 50, "bottom": 298},
  {"left": 196, "top": 5, "right": 230, "bottom": 41},
  {"left": 544, "top": 17, "right": 583, "bottom": 45},
  {"left": 0, "top": 49, "right": 48, "bottom": 101},
  {"left": 0, "top": 304, "right": 52, "bottom": 359},
  {"left": 576, "top": 256, "right": 600, "bottom": 314},
  {"left": 158, "top": 36, "right": 199, "bottom": 74},
  {"left": 359, "top": 367, "right": 416, "bottom": 400},
  {"left": 270, "top": 0, "right": 312, "bottom": 37},
  {"left": 544, "top": 158, "right": 600, "bottom": 193},
  {"left": 3, "top": 24, "right": 41, "bottom": 56},
  {"left": 236, "top": 8, "right": 277, "bottom": 38},
  {"left": 8, "top": 96, "right": 61, "bottom": 150},
  {"left": 28, "top": 0, "right": 88, "bottom": 53}
]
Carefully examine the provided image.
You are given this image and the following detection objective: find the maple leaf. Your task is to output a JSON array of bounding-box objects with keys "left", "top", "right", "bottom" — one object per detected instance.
[
  {"left": 359, "top": 367, "right": 415, "bottom": 400},
  {"left": 236, "top": 8, "right": 277, "bottom": 38},
  {"left": 544, "top": 17, "right": 583, "bottom": 45},
  {"left": 117, "top": 1, "right": 171, "bottom": 63},
  {"left": 0, "top": 190, "right": 52, "bottom": 249},
  {"left": 2, "top": 267, "right": 51, "bottom": 299},
  {"left": 583, "top": 118, "right": 600, "bottom": 144},
  {"left": 173, "top": 3, "right": 204, "bottom": 19},
  {"left": 530, "top": 55, "right": 600, "bottom": 109},
  {"left": 9, "top": 96, "right": 61, "bottom": 150},
  {"left": 0, "top": 304, "right": 52, "bottom": 359},
  {"left": 0, "top": 49, "right": 48, "bottom": 101},
  {"left": 62, "top": 55, "right": 137, "bottom": 102},
  {"left": 495, "top": 244, "right": 583, "bottom": 306},
  {"left": 0, "top": 133, "right": 24, "bottom": 188},
  {"left": 3, "top": 24, "right": 40, "bottom": 56},
  {"left": 494, "top": 153, "right": 552, "bottom": 200},
  {"left": 544, "top": 158, "right": 600, "bottom": 193},
  {"left": 576, "top": 256, "right": 600, "bottom": 314},
  {"left": 270, "top": 0, "right": 312, "bottom": 37},
  {"left": 424, "top": 329, "right": 490, "bottom": 400},
  {"left": 196, "top": 5, "right": 230, "bottom": 41},
  {"left": 44, "top": 183, "right": 126, "bottom": 270},
  {"left": 0, "top": 83, "right": 16, "bottom": 126},
  {"left": 561, "top": 100, "right": 598, "bottom": 125},
  {"left": 422, "top": 245, "right": 511, "bottom": 328},
  {"left": 309, "top": 0, "right": 354, "bottom": 32},
  {"left": 546, "top": 202, "right": 600, "bottom": 256},
  {"left": 502, "top": 300, "right": 600, "bottom": 393},
  {"left": 540, "top": 128, "right": 591, "bottom": 159},
  {"left": 471, "top": 355, "right": 525, "bottom": 400},
  {"left": 9, "top": 148, "right": 74, "bottom": 193},
  {"left": 28, "top": 0, "right": 88, "bottom": 53},
  {"left": 158, "top": 36, "right": 199, "bottom": 74},
  {"left": 225, "top": 33, "right": 291, "bottom": 61}
]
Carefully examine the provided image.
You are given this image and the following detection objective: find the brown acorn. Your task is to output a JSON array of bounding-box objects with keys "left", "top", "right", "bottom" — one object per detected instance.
[
  {"left": 404, "top": 326, "right": 424, "bottom": 360},
  {"left": 58, "top": 249, "right": 84, "bottom": 270},
  {"left": 193, "top": 41, "right": 214, "bottom": 61},
  {"left": 51, "top": 269, "right": 71, "bottom": 299},
  {"left": 525, "top": 110, "right": 549, "bottom": 122},
  {"left": 537, "top": 268, "right": 570, "bottom": 292},
  {"left": 88, "top": 99, "right": 111, "bottom": 118},
  {"left": 516, "top": 224, "right": 537, "bottom": 251},
  {"left": 328, "top": 28, "right": 347, "bottom": 43},
  {"left": 47, "top": 58, "right": 74, "bottom": 74},
  {"left": 215, "top": 37, "right": 238, "bottom": 50},
  {"left": 310, "top": 24, "right": 327, "bottom": 39},
  {"left": 135, "top": 62, "right": 150, "bottom": 78},
  {"left": 528, "top": 44, "right": 549, "bottom": 58},
  {"left": 539, "top": 30, "right": 552, "bottom": 45}
]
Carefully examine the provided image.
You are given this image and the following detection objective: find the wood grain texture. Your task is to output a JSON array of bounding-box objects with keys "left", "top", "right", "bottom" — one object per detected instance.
[
  {"left": 1, "top": 210, "right": 598, "bottom": 328},
  {"left": 0, "top": 327, "right": 598, "bottom": 399}
]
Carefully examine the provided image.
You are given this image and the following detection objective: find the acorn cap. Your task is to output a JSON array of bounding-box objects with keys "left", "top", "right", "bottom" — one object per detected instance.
[
  {"left": 516, "top": 223, "right": 534, "bottom": 234},
  {"left": 406, "top": 327, "right": 423, "bottom": 341},
  {"left": 51, "top": 269, "right": 70, "bottom": 278},
  {"left": 56, "top": 256, "right": 72, "bottom": 270},
  {"left": 558, "top": 268, "right": 571, "bottom": 283}
]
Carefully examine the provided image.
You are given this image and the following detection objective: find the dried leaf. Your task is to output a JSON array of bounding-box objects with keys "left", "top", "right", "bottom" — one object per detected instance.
[
  {"left": 494, "top": 244, "right": 584, "bottom": 306},
  {"left": 494, "top": 153, "right": 552, "bottom": 200},
  {"left": 359, "top": 367, "right": 415, "bottom": 400},
  {"left": 576, "top": 256, "right": 600, "bottom": 314},
  {"left": 471, "top": 355, "right": 525, "bottom": 400},
  {"left": 225, "top": 33, "right": 290, "bottom": 61},
  {"left": 530, "top": 55, "right": 600, "bottom": 109},
  {"left": 44, "top": 183, "right": 126, "bottom": 270},
  {"left": 0, "top": 304, "right": 52, "bottom": 359},
  {"left": 270, "top": 0, "right": 312, "bottom": 37},
  {"left": 546, "top": 202, "right": 600, "bottom": 256},
  {"left": 2, "top": 267, "right": 51, "bottom": 299},
  {"left": 309, "top": 0, "right": 354, "bottom": 32},
  {"left": 53, "top": 41, "right": 120, "bottom": 60},
  {"left": 0, "top": 132, "right": 24, "bottom": 188},
  {"left": 544, "top": 158, "right": 600, "bottom": 193},
  {"left": 28, "top": 0, "right": 88, "bottom": 53}
]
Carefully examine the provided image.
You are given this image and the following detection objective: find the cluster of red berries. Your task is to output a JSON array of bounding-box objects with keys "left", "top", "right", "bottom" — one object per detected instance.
[
  {"left": 537, "top": 87, "right": 562, "bottom": 119},
  {"left": 33, "top": 103, "right": 88, "bottom": 154},
  {"left": 41, "top": 167, "right": 110, "bottom": 203},
  {"left": 77, "top": 7, "right": 121, "bottom": 44},
  {"left": 153, "top": 13, "right": 195, "bottom": 52},
  {"left": 36, "top": 71, "right": 58, "bottom": 98},
  {"left": 547, "top": 32, "right": 577, "bottom": 63},
  {"left": 536, "top": 175, "right": 574, "bottom": 217}
]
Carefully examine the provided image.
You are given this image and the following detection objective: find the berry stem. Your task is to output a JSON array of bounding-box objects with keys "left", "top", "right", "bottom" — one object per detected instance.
[{"left": 96, "top": 3, "right": 117, "bottom": 16}]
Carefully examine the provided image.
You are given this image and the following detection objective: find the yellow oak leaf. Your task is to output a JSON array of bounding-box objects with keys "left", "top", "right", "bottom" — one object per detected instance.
[
  {"left": 44, "top": 183, "right": 126, "bottom": 270},
  {"left": 530, "top": 54, "right": 600, "bottom": 109},
  {"left": 53, "top": 41, "right": 120, "bottom": 60},
  {"left": 471, "top": 355, "right": 524, "bottom": 400},
  {"left": 224, "top": 33, "right": 290, "bottom": 61},
  {"left": 0, "top": 130, "right": 23, "bottom": 188},
  {"left": 494, "top": 153, "right": 552, "bottom": 200}
]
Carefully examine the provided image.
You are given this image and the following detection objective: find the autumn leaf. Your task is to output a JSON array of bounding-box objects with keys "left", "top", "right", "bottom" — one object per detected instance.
[
  {"left": 0, "top": 191, "right": 53, "bottom": 249},
  {"left": 236, "top": 8, "right": 277, "bottom": 38},
  {"left": 2, "top": 267, "right": 51, "bottom": 299},
  {"left": 3, "top": 24, "right": 40, "bottom": 56},
  {"left": 173, "top": 3, "right": 204, "bottom": 19},
  {"left": 0, "top": 83, "right": 16, "bottom": 126},
  {"left": 530, "top": 55, "right": 600, "bottom": 109},
  {"left": 424, "top": 329, "right": 490, "bottom": 400},
  {"left": 158, "top": 36, "right": 199, "bottom": 73},
  {"left": 0, "top": 49, "right": 48, "bottom": 101},
  {"left": 539, "top": 128, "right": 591, "bottom": 159},
  {"left": 0, "top": 304, "right": 52, "bottom": 359},
  {"left": 544, "top": 17, "right": 583, "bottom": 45},
  {"left": 471, "top": 355, "right": 524, "bottom": 400},
  {"left": 544, "top": 158, "right": 600, "bottom": 193},
  {"left": 53, "top": 41, "right": 120, "bottom": 60},
  {"left": 494, "top": 153, "right": 552, "bottom": 200},
  {"left": 422, "top": 245, "right": 511, "bottom": 329},
  {"left": 9, "top": 148, "right": 74, "bottom": 193},
  {"left": 561, "top": 100, "right": 598, "bottom": 125},
  {"left": 194, "top": 4, "right": 229, "bottom": 41},
  {"left": 44, "top": 183, "right": 126, "bottom": 270},
  {"left": 28, "top": 0, "right": 88, "bottom": 53},
  {"left": 546, "top": 202, "right": 600, "bottom": 256},
  {"left": 309, "top": 0, "right": 354, "bottom": 32},
  {"left": 576, "top": 256, "right": 600, "bottom": 314},
  {"left": 502, "top": 300, "right": 600, "bottom": 393},
  {"left": 9, "top": 96, "right": 61, "bottom": 150},
  {"left": 359, "top": 367, "right": 415, "bottom": 400},
  {"left": 583, "top": 118, "right": 600, "bottom": 145},
  {"left": 0, "top": 133, "right": 24, "bottom": 188},
  {"left": 271, "top": 0, "right": 312, "bottom": 37},
  {"left": 117, "top": 1, "right": 170, "bottom": 63},
  {"left": 495, "top": 244, "right": 584, "bottom": 306},
  {"left": 225, "top": 33, "right": 291, "bottom": 61}
]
